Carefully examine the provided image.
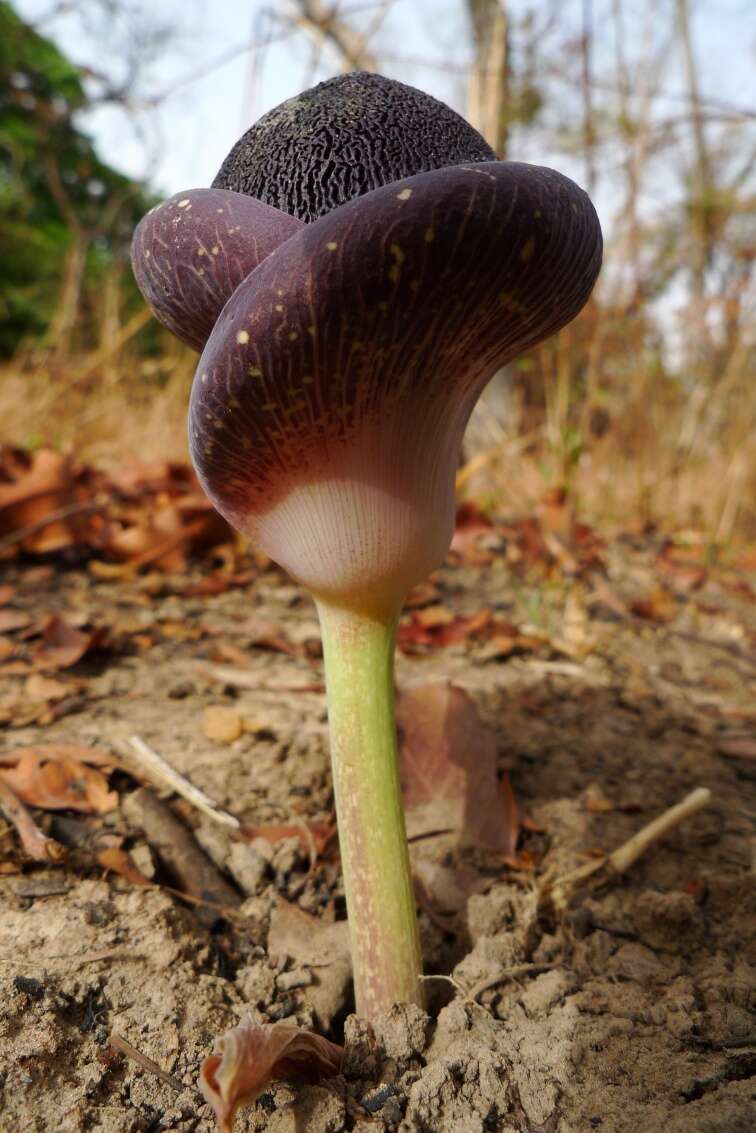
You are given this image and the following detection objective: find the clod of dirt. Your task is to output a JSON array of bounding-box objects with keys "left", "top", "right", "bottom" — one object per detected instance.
[
  {"left": 268, "top": 902, "right": 352, "bottom": 1031},
  {"left": 204, "top": 706, "right": 245, "bottom": 744}
]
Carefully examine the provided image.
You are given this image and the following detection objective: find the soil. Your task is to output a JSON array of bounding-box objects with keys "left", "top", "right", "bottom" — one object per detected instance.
[{"left": 0, "top": 535, "right": 754, "bottom": 1132}]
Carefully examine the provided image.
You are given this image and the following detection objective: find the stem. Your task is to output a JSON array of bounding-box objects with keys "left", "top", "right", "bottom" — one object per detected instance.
[{"left": 316, "top": 599, "right": 423, "bottom": 1019}]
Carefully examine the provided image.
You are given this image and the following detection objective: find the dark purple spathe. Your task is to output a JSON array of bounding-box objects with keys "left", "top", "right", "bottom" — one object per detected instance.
[{"left": 188, "top": 161, "right": 601, "bottom": 527}]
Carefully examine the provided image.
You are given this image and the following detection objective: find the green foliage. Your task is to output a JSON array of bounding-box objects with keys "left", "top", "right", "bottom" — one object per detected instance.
[{"left": 0, "top": 0, "right": 154, "bottom": 355}]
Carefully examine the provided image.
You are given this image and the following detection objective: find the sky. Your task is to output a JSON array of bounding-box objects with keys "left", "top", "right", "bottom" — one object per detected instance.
[{"left": 15, "top": 0, "right": 756, "bottom": 201}]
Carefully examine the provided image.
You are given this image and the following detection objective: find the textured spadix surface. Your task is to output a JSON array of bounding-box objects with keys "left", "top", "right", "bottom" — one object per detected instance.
[
  {"left": 213, "top": 71, "right": 495, "bottom": 223},
  {"left": 189, "top": 161, "right": 601, "bottom": 611}
]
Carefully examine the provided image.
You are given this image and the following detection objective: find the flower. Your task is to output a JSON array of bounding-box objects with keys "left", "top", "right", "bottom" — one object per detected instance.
[{"left": 132, "top": 72, "right": 602, "bottom": 615}]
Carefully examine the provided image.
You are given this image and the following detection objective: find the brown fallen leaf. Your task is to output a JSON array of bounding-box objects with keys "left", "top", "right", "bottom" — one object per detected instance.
[
  {"left": 0, "top": 743, "right": 115, "bottom": 768},
  {"left": 397, "top": 608, "right": 494, "bottom": 652},
  {"left": 199, "top": 1017, "right": 343, "bottom": 1133},
  {"left": 32, "top": 614, "right": 109, "bottom": 670},
  {"left": 0, "top": 750, "right": 117, "bottom": 813},
  {"left": 716, "top": 737, "right": 756, "bottom": 760},
  {"left": 656, "top": 541, "right": 707, "bottom": 591},
  {"left": 24, "top": 673, "right": 70, "bottom": 702},
  {"left": 0, "top": 447, "right": 77, "bottom": 554},
  {"left": 404, "top": 578, "right": 442, "bottom": 609},
  {"left": 0, "top": 609, "right": 32, "bottom": 633},
  {"left": 631, "top": 584, "right": 677, "bottom": 622},
  {"left": 98, "top": 846, "right": 152, "bottom": 886},
  {"left": 182, "top": 570, "right": 255, "bottom": 598},
  {"left": 397, "top": 682, "right": 519, "bottom": 855},
  {"left": 241, "top": 822, "right": 337, "bottom": 866}
]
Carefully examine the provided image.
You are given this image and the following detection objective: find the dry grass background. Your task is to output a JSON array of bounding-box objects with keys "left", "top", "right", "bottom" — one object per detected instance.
[
  {"left": 2, "top": 294, "right": 752, "bottom": 549},
  {"left": 1, "top": 0, "right": 754, "bottom": 551}
]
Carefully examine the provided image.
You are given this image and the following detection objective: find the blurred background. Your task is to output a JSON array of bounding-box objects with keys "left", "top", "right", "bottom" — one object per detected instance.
[{"left": 1, "top": 0, "right": 754, "bottom": 543}]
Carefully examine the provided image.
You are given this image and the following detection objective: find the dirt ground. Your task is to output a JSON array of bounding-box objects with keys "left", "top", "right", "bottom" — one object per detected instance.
[{"left": 0, "top": 533, "right": 754, "bottom": 1133}]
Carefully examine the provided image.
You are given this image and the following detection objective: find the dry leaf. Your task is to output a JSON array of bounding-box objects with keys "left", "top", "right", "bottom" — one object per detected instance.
[
  {"left": 0, "top": 448, "right": 76, "bottom": 553},
  {"left": 98, "top": 846, "right": 152, "bottom": 886},
  {"left": 0, "top": 743, "right": 115, "bottom": 768},
  {"left": 397, "top": 682, "right": 519, "bottom": 855},
  {"left": 0, "top": 609, "right": 32, "bottom": 633},
  {"left": 32, "top": 614, "right": 108, "bottom": 670},
  {"left": 24, "top": 673, "right": 69, "bottom": 702},
  {"left": 242, "top": 822, "right": 336, "bottom": 864},
  {"left": 631, "top": 584, "right": 677, "bottom": 622},
  {"left": 0, "top": 751, "right": 117, "bottom": 813},
  {"left": 398, "top": 608, "right": 494, "bottom": 652},
  {"left": 656, "top": 541, "right": 707, "bottom": 591},
  {"left": 199, "top": 1017, "right": 342, "bottom": 1133},
  {"left": 716, "top": 737, "right": 756, "bottom": 760}
]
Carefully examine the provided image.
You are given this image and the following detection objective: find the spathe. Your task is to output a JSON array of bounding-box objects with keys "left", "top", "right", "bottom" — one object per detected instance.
[{"left": 187, "top": 161, "right": 601, "bottom": 611}]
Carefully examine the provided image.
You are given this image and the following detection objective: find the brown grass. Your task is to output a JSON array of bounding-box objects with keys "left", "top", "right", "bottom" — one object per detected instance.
[{"left": 1, "top": 310, "right": 753, "bottom": 546}]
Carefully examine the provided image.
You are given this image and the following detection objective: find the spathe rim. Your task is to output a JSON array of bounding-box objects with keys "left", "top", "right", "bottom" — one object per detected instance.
[
  {"left": 131, "top": 188, "right": 302, "bottom": 352},
  {"left": 187, "top": 160, "right": 602, "bottom": 525}
]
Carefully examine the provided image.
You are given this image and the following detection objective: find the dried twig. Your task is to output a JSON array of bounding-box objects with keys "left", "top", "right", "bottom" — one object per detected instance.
[
  {"left": 109, "top": 1034, "right": 187, "bottom": 1094},
  {"left": 420, "top": 962, "right": 556, "bottom": 1006},
  {"left": 467, "top": 962, "right": 556, "bottom": 1003},
  {"left": 0, "top": 501, "right": 108, "bottom": 553},
  {"left": 126, "top": 736, "right": 240, "bottom": 829},
  {"left": 545, "top": 786, "right": 712, "bottom": 911},
  {"left": 0, "top": 779, "right": 66, "bottom": 862},
  {"left": 121, "top": 788, "right": 240, "bottom": 927}
]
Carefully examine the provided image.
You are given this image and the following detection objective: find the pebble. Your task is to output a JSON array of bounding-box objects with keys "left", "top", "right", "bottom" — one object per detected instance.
[{"left": 203, "top": 706, "right": 243, "bottom": 743}]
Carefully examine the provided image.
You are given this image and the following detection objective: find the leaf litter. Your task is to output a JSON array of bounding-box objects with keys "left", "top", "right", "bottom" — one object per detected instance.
[{"left": 0, "top": 447, "right": 754, "bottom": 1131}]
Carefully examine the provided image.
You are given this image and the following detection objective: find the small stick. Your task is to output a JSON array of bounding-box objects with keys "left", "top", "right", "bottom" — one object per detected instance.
[
  {"left": 126, "top": 736, "right": 240, "bottom": 829},
  {"left": 467, "top": 963, "right": 556, "bottom": 1003},
  {"left": 122, "top": 788, "right": 240, "bottom": 928},
  {"left": 109, "top": 1034, "right": 186, "bottom": 1094},
  {"left": 0, "top": 779, "right": 66, "bottom": 862},
  {"left": 546, "top": 786, "right": 712, "bottom": 911},
  {"left": 0, "top": 501, "right": 108, "bottom": 553},
  {"left": 608, "top": 787, "right": 711, "bottom": 873},
  {"left": 420, "top": 964, "right": 556, "bottom": 1007}
]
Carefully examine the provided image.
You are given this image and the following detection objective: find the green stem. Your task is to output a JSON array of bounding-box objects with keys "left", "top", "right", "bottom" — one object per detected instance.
[{"left": 316, "top": 599, "right": 423, "bottom": 1020}]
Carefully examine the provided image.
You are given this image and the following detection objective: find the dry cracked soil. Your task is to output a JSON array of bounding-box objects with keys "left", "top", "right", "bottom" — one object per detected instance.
[{"left": 0, "top": 535, "right": 754, "bottom": 1132}]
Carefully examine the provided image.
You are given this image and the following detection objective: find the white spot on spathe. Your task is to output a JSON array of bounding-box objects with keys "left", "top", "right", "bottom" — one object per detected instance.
[
  {"left": 326, "top": 241, "right": 338, "bottom": 251},
  {"left": 236, "top": 330, "right": 250, "bottom": 344},
  {"left": 177, "top": 199, "right": 191, "bottom": 208},
  {"left": 397, "top": 188, "right": 412, "bottom": 201},
  {"left": 211, "top": 246, "right": 219, "bottom": 255}
]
